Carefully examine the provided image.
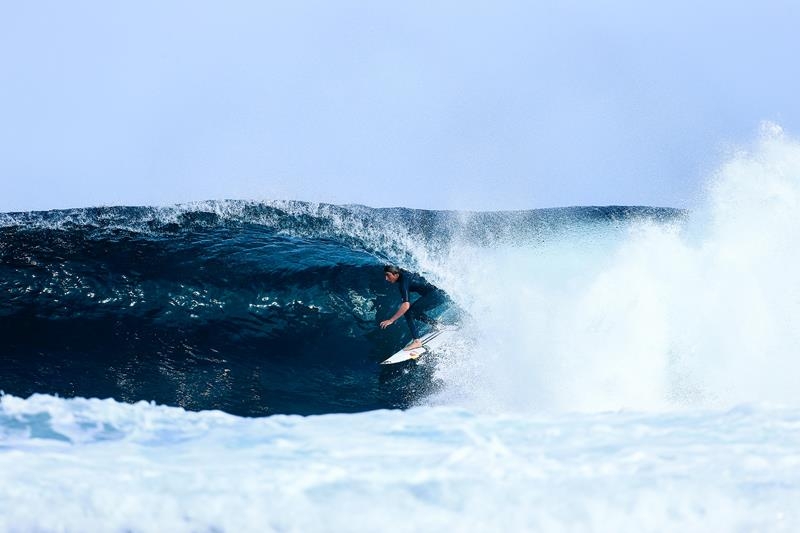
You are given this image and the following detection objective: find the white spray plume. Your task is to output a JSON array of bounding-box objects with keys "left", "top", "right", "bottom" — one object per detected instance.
[{"left": 425, "top": 123, "right": 800, "bottom": 413}]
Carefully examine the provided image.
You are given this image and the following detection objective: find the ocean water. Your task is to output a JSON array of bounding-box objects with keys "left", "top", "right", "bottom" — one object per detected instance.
[{"left": 2, "top": 125, "right": 800, "bottom": 531}]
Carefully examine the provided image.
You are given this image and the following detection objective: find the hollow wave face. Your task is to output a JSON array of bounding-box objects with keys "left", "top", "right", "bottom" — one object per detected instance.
[{"left": 0, "top": 203, "right": 435, "bottom": 416}]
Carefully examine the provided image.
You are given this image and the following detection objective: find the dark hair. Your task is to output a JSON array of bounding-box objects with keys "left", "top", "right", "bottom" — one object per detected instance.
[{"left": 383, "top": 265, "right": 401, "bottom": 275}]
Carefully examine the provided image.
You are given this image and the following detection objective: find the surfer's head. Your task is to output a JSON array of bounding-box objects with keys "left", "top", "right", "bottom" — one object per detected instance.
[{"left": 384, "top": 265, "right": 401, "bottom": 283}]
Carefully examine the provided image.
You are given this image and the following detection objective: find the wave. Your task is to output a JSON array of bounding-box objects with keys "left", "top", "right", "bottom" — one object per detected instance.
[{"left": 1, "top": 200, "right": 678, "bottom": 415}]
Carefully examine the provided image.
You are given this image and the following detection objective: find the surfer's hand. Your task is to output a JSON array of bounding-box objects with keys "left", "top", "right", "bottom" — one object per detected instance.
[{"left": 380, "top": 320, "right": 393, "bottom": 329}]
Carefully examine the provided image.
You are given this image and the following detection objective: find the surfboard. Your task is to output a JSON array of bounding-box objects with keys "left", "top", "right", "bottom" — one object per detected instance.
[{"left": 380, "top": 326, "right": 459, "bottom": 365}]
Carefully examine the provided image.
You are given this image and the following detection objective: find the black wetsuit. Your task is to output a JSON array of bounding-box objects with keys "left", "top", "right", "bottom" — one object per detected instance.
[{"left": 396, "top": 271, "right": 447, "bottom": 339}]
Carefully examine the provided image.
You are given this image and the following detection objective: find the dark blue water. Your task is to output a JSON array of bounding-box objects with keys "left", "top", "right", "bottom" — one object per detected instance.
[{"left": 0, "top": 201, "right": 682, "bottom": 416}]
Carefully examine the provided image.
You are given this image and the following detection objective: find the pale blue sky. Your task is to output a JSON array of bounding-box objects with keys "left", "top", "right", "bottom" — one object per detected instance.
[{"left": 1, "top": 1, "right": 798, "bottom": 212}]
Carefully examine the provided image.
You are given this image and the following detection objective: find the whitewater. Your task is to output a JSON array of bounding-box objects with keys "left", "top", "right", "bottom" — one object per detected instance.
[{"left": 2, "top": 124, "right": 800, "bottom": 532}]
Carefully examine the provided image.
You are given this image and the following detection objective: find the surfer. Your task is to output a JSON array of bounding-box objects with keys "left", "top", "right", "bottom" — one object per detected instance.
[{"left": 380, "top": 265, "right": 448, "bottom": 350}]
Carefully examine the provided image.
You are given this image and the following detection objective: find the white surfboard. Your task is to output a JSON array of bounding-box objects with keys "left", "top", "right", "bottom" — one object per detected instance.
[{"left": 380, "top": 326, "right": 459, "bottom": 365}]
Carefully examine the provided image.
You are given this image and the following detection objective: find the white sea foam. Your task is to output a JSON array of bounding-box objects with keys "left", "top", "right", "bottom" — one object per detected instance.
[
  {"left": 1, "top": 394, "right": 799, "bottom": 533},
  {"left": 424, "top": 123, "right": 800, "bottom": 412}
]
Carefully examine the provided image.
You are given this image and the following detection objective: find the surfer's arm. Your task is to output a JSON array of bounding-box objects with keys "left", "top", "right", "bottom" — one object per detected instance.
[{"left": 380, "top": 301, "right": 410, "bottom": 328}]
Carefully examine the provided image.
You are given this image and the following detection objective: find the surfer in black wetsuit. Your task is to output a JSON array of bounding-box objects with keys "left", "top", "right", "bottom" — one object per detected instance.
[{"left": 380, "top": 265, "right": 448, "bottom": 350}]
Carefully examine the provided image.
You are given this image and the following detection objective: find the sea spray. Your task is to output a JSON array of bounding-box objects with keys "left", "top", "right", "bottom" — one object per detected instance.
[{"left": 426, "top": 123, "right": 800, "bottom": 412}]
